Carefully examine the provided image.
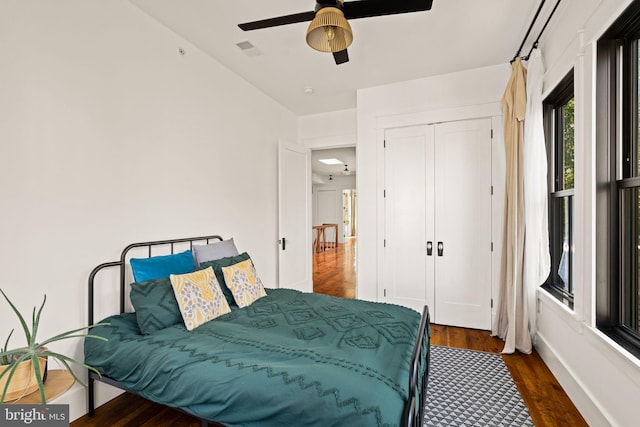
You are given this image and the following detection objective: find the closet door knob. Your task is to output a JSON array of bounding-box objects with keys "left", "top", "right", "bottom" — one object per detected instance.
[
  {"left": 427, "top": 241, "right": 433, "bottom": 256},
  {"left": 437, "top": 242, "right": 444, "bottom": 256}
]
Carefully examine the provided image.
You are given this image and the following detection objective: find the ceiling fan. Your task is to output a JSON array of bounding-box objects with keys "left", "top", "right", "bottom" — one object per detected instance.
[{"left": 238, "top": 0, "right": 434, "bottom": 65}]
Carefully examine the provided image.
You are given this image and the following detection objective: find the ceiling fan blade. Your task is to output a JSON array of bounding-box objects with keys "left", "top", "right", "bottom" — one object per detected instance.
[
  {"left": 343, "top": 0, "right": 433, "bottom": 20},
  {"left": 333, "top": 49, "right": 349, "bottom": 65},
  {"left": 238, "top": 11, "right": 315, "bottom": 31}
]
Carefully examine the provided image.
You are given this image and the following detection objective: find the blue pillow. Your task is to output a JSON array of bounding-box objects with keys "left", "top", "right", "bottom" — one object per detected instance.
[{"left": 130, "top": 250, "right": 195, "bottom": 282}]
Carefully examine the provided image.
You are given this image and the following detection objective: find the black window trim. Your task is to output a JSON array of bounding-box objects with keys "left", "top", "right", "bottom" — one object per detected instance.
[
  {"left": 596, "top": 0, "right": 640, "bottom": 359},
  {"left": 543, "top": 70, "right": 575, "bottom": 308}
]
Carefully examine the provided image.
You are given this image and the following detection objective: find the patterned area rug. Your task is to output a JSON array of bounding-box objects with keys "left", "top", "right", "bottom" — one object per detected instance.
[{"left": 423, "top": 345, "right": 534, "bottom": 427}]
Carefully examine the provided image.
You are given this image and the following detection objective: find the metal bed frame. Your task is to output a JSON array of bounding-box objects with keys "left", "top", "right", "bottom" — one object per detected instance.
[{"left": 87, "top": 234, "right": 430, "bottom": 427}]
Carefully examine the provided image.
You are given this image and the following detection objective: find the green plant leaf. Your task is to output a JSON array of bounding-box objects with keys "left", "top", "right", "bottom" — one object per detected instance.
[
  {"left": 0, "top": 353, "right": 31, "bottom": 403},
  {"left": 0, "top": 362, "right": 19, "bottom": 403},
  {"left": 38, "top": 323, "right": 110, "bottom": 347},
  {"left": 31, "top": 353, "right": 45, "bottom": 404},
  {"left": 1, "top": 329, "right": 13, "bottom": 365},
  {"left": 31, "top": 294, "right": 47, "bottom": 351},
  {"left": 39, "top": 351, "right": 102, "bottom": 388},
  {"left": 0, "top": 289, "right": 32, "bottom": 344},
  {"left": 0, "top": 348, "right": 30, "bottom": 360}
]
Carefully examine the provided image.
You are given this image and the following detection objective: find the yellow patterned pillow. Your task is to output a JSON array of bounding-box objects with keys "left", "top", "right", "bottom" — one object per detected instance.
[
  {"left": 221, "top": 259, "right": 267, "bottom": 308},
  {"left": 170, "top": 267, "right": 231, "bottom": 330}
]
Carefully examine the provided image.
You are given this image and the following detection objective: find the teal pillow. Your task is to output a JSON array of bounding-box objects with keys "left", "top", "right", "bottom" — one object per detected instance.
[
  {"left": 200, "top": 252, "right": 251, "bottom": 306},
  {"left": 130, "top": 250, "right": 195, "bottom": 282},
  {"left": 130, "top": 277, "right": 182, "bottom": 334}
]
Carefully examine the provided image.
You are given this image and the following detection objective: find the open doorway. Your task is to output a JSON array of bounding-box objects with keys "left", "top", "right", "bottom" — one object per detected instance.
[{"left": 310, "top": 146, "right": 357, "bottom": 298}]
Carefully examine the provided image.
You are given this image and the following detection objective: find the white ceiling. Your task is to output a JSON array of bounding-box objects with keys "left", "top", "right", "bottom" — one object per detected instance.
[
  {"left": 311, "top": 147, "right": 357, "bottom": 177},
  {"left": 129, "top": 0, "right": 544, "bottom": 116}
]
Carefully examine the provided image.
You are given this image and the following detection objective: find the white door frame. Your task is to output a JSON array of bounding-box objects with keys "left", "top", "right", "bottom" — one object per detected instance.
[{"left": 303, "top": 137, "right": 358, "bottom": 294}]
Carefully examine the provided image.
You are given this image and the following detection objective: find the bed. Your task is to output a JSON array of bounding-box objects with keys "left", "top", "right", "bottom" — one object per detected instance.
[{"left": 85, "top": 235, "right": 430, "bottom": 427}]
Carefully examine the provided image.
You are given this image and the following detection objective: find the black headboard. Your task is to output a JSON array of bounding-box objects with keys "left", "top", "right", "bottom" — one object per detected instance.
[{"left": 88, "top": 235, "right": 223, "bottom": 325}]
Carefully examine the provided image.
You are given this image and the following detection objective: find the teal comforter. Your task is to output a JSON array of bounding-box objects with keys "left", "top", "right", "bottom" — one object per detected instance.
[{"left": 85, "top": 289, "right": 426, "bottom": 427}]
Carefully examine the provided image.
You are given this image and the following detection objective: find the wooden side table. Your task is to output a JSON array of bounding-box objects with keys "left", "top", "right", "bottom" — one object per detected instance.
[
  {"left": 7, "top": 370, "right": 74, "bottom": 404},
  {"left": 322, "top": 224, "right": 339, "bottom": 249}
]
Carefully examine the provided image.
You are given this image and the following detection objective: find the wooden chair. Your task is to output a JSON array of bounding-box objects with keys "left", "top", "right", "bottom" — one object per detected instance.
[
  {"left": 322, "top": 223, "right": 339, "bottom": 249},
  {"left": 312, "top": 225, "right": 326, "bottom": 253}
]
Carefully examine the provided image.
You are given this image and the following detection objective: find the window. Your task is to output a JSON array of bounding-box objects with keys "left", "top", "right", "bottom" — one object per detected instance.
[
  {"left": 597, "top": 1, "right": 640, "bottom": 358},
  {"left": 543, "top": 71, "right": 575, "bottom": 308}
]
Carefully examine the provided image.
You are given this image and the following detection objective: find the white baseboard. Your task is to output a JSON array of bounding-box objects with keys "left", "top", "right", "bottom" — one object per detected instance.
[
  {"left": 535, "top": 332, "right": 613, "bottom": 427},
  {"left": 51, "top": 381, "right": 123, "bottom": 422}
]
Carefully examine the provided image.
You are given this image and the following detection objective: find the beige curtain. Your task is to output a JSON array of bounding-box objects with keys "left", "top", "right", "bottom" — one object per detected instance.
[{"left": 493, "top": 58, "right": 532, "bottom": 354}]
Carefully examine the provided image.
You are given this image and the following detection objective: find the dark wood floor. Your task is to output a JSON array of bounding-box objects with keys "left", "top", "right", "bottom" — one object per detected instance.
[{"left": 72, "top": 238, "right": 587, "bottom": 426}]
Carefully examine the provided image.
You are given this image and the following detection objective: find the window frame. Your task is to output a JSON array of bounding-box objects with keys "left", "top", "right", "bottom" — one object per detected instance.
[
  {"left": 543, "top": 70, "right": 576, "bottom": 308},
  {"left": 596, "top": 0, "right": 640, "bottom": 358}
]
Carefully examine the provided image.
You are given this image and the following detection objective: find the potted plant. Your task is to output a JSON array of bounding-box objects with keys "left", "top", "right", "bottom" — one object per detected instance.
[{"left": 0, "top": 289, "right": 108, "bottom": 404}]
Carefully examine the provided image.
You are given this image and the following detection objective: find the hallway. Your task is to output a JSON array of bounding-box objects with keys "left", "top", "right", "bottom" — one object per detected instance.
[{"left": 312, "top": 236, "right": 356, "bottom": 298}]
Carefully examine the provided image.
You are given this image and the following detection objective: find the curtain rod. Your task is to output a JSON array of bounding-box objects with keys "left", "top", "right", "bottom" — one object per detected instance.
[
  {"left": 512, "top": 0, "right": 546, "bottom": 62},
  {"left": 511, "top": 0, "right": 562, "bottom": 63}
]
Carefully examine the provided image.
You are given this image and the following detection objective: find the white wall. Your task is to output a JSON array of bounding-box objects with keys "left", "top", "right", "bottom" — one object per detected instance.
[
  {"left": 356, "top": 64, "right": 510, "bottom": 302},
  {"left": 299, "top": 109, "right": 357, "bottom": 149},
  {"left": 0, "top": 0, "right": 297, "bottom": 419},
  {"left": 534, "top": 1, "right": 640, "bottom": 426}
]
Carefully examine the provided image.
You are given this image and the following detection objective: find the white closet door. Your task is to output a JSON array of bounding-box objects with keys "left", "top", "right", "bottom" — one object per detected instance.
[
  {"left": 434, "top": 119, "right": 492, "bottom": 330},
  {"left": 382, "top": 125, "right": 435, "bottom": 313}
]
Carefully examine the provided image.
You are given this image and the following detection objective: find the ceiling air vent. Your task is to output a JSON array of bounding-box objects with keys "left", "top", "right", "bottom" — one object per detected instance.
[{"left": 236, "top": 40, "right": 263, "bottom": 58}]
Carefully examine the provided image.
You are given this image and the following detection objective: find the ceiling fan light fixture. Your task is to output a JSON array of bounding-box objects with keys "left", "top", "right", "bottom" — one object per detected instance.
[{"left": 306, "top": 7, "right": 353, "bottom": 53}]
